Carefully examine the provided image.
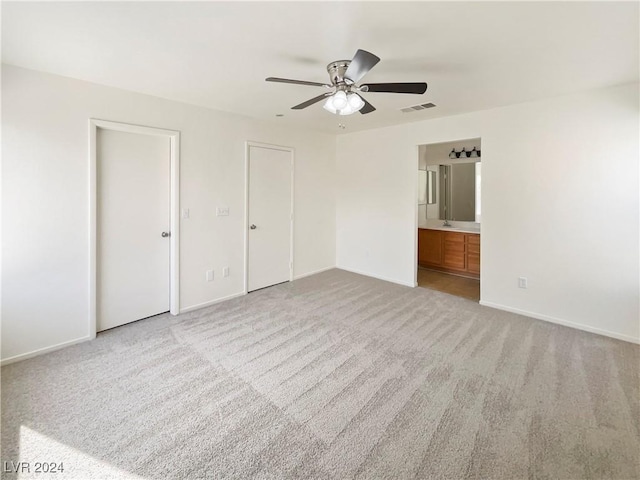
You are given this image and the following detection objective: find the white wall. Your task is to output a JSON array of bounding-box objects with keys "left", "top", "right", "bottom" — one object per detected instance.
[
  {"left": 2, "top": 65, "right": 336, "bottom": 363},
  {"left": 336, "top": 124, "right": 416, "bottom": 286},
  {"left": 337, "top": 83, "right": 640, "bottom": 343}
]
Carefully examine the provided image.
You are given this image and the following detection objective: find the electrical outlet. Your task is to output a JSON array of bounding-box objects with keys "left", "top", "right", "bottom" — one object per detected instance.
[
  {"left": 223, "top": 267, "right": 229, "bottom": 278},
  {"left": 206, "top": 270, "right": 214, "bottom": 282},
  {"left": 518, "top": 277, "right": 528, "bottom": 289}
]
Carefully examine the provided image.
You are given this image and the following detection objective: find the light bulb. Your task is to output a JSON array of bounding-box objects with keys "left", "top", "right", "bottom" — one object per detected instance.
[
  {"left": 347, "top": 93, "right": 365, "bottom": 111},
  {"left": 323, "top": 96, "right": 337, "bottom": 114},
  {"left": 333, "top": 91, "right": 348, "bottom": 109}
]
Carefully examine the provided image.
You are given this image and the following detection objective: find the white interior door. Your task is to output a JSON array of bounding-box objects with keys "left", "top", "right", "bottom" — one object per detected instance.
[
  {"left": 97, "top": 128, "right": 171, "bottom": 331},
  {"left": 248, "top": 145, "right": 292, "bottom": 292}
]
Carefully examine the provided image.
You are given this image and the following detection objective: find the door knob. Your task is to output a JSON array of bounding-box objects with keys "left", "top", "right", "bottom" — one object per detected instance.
[
  {"left": 161, "top": 232, "right": 171, "bottom": 237},
  {"left": 250, "top": 224, "right": 257, "bottom": 230}
]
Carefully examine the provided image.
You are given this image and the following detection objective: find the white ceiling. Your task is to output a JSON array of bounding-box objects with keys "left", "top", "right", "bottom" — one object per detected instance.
[{"left": 3, "top": 2, "right": 638, "bottom": 134}]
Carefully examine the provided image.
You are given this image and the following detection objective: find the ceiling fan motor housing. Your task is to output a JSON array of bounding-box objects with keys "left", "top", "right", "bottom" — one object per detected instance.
[{"left": 327, "top": 60, "right": 352, "bottom": 86}]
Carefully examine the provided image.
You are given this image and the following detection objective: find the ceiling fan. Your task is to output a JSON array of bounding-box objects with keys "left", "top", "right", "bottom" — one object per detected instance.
[{"left": 266, "top": 49, "right": 428, "bottom": 116}]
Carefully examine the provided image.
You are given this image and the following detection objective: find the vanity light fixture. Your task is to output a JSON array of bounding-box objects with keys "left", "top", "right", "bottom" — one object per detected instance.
[{"left": 448, "top": 147, "right": 481, "bottom": 158}]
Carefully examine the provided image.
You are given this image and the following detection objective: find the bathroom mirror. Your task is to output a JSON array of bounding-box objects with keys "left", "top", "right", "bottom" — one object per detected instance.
[
  {"left": 439, "top": 163, "right": 479, "bottom": 221},
  {"left": 418, "top": 160, "right": 481, "bottom": 222},
  {"left": 418, "top": 138, "right": 481, "bottom": 223}
]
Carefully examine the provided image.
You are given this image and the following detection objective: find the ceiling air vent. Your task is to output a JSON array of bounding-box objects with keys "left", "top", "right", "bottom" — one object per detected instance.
[{"left": 401, "top": 102, "right": 436, "bottom": 113}]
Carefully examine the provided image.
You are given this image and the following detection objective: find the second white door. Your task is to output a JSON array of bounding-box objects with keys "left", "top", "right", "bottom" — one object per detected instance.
[
  {"left": 247, "top": 145, "right": 293, "bottom": 292},
  {"left": 97, "top": 128, "right": 171, "bottom": 331}
]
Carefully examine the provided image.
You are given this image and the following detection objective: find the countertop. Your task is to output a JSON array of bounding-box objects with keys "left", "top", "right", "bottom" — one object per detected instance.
[{"left": 418, "top": 225, "right": 481, "bottom": 234}]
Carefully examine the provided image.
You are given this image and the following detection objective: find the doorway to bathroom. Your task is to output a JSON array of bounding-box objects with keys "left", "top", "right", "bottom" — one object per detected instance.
[{"left": 416, "top": 138, "right": 481, "bottom": 301}]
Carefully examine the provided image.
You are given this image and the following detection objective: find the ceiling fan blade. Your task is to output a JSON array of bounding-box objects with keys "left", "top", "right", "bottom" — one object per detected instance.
[
  {"left": 361, "top": 82, "right": 428, "bottom": 94},
  {"left": 266, "top": 77, "right": 329, "bottom": 87},
  {"left": 292, "top": 93, "right": 330, "bottom": 110},
  {"left": 344, "top": 49, "right": 380, "bottom": 83},
  {"left": 359, "top": 97, "right": 376, "bottom": 114}
]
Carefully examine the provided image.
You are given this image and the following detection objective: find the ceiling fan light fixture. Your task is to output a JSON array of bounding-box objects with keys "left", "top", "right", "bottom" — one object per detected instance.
[{"left": 323, "top": 91, "right": 363, "bottom": 115}]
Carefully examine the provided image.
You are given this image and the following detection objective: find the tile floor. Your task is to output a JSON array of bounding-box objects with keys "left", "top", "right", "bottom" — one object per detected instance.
[{"left": 417, "top": 267, "right": 480, "bottom": 301}]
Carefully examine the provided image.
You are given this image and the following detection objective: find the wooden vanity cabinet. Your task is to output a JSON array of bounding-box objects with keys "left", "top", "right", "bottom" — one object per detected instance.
[{"left": 418, "top": 229, "right": 480, "bottom": 279}]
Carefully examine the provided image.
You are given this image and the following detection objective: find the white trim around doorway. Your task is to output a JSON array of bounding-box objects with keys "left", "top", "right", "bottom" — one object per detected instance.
[
  {"left": 243, "top": 141, "right": 295, "bottom": 295},
  {"left": 414, "top": 138, "right": 482, "bottom": 294},
  {"left": 89, "top": 119, "right": 181, "bottom": 339}
]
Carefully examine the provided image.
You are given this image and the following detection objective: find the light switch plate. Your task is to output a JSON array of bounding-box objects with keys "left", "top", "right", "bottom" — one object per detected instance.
[
  {"left": 216, "top": 207, "right": 229, "bottom": 216},
  {"left": 181, "top": 208, "right": 190, "bottom": 219}
]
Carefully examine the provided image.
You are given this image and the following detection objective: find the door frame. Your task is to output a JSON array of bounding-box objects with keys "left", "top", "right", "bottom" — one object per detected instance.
[
  {"left": 89, "top": 119, "right": 180, "bottom": 338},
  {"left": 244, "top": 141, "right": 295, "bottom": 294},
  {"left": 414, "top": 138, "right": 482, "bottom": 292}
]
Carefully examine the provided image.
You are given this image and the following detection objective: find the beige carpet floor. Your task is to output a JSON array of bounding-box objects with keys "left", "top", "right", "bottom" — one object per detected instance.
[{"left": 2, "top": 269, "right": 639, "bottom": 479}]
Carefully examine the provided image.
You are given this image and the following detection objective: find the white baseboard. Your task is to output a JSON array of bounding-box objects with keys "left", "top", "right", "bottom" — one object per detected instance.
[
  {"left": 336, "top": 266, "right": 415, "bottom": 288},
  {"left": 180, "top": 291, "right": 246, "bottom": 314},
  {"left": 479, "top": 300, "right": 640, "bottom": 345},
  {"left": 293, "top": 265, "right": 335, "bottom": 280},
  {"left": 1, "top": 335, "right": 93, "bottom": 366}
]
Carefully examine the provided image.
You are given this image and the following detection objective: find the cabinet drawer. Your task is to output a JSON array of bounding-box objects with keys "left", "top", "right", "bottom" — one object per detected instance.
[
  {"left": 444, "top": 240, "right": 465, "bottom": 253},
  {"left": 444, "top": 232, "right": 465, "bottom": 243},
  {"left": 467, "top": 234, "right": 480, "bottom": 245},
  {"left": 443, "top": 251, "right": 466, "bottom": 270}
]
